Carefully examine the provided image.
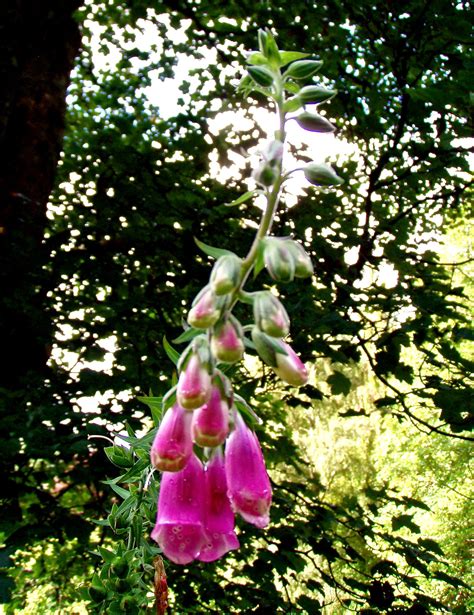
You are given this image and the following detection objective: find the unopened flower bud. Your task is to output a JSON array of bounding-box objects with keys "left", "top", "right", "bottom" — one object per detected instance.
[
  {"left": 263, "top": 140, "right": 284, "bottom": 165},
  {"left": 303, "top": 162, "right": 344, "bottom": 186},
  {"left": 273, "top": 341, "right": 308, "bottom": 387},
  {"left": 286, "top": 241, "right": 314, "bottom": 278},
  {"left": 177, "top": 352, "right": 212, "bottom": 410},
  {"left": 188, "top": 286, "right": 221, "bottom": 329},
  {"left": 211, "top": 318, "right": 244, "bottom": 364},
  {"left": 150, "top": 403, "right": 193, "bottom": 472},
  {"left": 192, "top": 386, "right": 229, "bottom": 447},
  {"left": 248, "top": 65, "right": 274, "bottom": 87},
  {"left": 254, "top": 291, "right": 290, "bottom": 338},
  {"left": 210, "top": 254, "right": 242, "bottom": 296},
  {"left": 253, "top": 161, "right": 278, "bottom": 187},
  {"left": 284, "top": 59, "right": 323, "bottom": 80},
  {"left": 295, "top": 112, "right": 336, "bottom": 133},
  {"left": 298, "top": 85, "right": 337, "bottom": 105},
  {"left": 263, "top": 237, "right": 295, "bottom": 283},
  {"left": 251, "top": 327, "right": 278, "bottom": 367}
]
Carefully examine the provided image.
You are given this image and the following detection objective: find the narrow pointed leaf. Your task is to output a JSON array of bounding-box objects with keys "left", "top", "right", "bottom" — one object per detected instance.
[{"left": 194, "top": 237, "right": 234, "bottom": 259}]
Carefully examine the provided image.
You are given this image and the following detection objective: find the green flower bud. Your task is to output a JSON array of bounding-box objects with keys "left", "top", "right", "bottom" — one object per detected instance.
[
  {"left": 187, "top": 286, "right": 221, "bottom": 329},
  {"left": 298, "top": 85, "right": 337, "bottom": 105},
  {"left": 304, "top": 162, "right": 344, "bottom": 186},
  {"left": 295, "top": 112, "right": 336, "bottom": 133},
  {"left": 248, "top": 65, "right": 274, "bottom": 87},
  {"left": 111, "top": 557, "right": 129, "bottom": 579},
  {"left": 286, "top": 241, "right": 314, "bottom": 278},
  {"left": 88, "top": 585, "right": 107, "bottom": 603},
  {"left": 253, "top": 162, "right": 278, "bottom": 186},
  {"left": 263, "top": 237, "right": 295, "bottom": 283},
  {"left": 210, "top": 254, "right": 242, "bottom": 295},
  {"left": 254, "top": 291, "right": 290, "bottom": 338},
  {"left": 284, "top": 59, "right": 323, "bottom": 80}
]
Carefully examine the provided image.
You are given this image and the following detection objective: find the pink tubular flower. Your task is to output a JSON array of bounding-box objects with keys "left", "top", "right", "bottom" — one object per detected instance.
[
  {"left": 197, "top": 449, "right": 239, "bottom": 562},
  {"left": 177, "top": 353, "right": 212, "bottom": 411},
  {"left": 273, "top": 341, "right": 309, "bottom": 387},
  {"left": 192, "top": 386, "right": 229, "bottom": 448},
  {"left": 211, "top": 319, "right": 244, "bottom": 364},
  {"left": 150, "top": 403, "right": 193, "bottom": 472},
  {"left": 151, "top": 453, "right": 206, "bottom": 565},
  {"left": 225, "top": 411, "right": 272, "bottom": 529}
]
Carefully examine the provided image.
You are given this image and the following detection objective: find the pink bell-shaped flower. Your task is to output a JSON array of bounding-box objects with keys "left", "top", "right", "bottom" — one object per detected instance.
[
  {"left": 151, "top": 453, "right": 206, "bottom": 565},
  {"left": 197, "top": 449, "right": 239, "bottom": 562},
  {"left": 192, "top": 386, "right": 229, "bottom": 447},
  {"left": 225, "top": 411, "right": 272, "bottom": 529},
  {"left": 273, "top": 341, "right": 309, "bottom": 387},
  {"left": 177, "top": 353, "right": 212, "bottom": 411},
  {"left": 150, "top": 403, "right": 193, "bottom": 472}
]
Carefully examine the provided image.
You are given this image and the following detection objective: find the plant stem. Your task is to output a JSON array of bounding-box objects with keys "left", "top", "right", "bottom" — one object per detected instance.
[{"left": 234, "top": 76, "right": 287, "bottom": 299}]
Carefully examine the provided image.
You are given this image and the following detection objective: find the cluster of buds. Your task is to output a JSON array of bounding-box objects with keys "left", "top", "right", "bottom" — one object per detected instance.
[{"left": 148, "top": 28, "right": 342, "bottom": 565}]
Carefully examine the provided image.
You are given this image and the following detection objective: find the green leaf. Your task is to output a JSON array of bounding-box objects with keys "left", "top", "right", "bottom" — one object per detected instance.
[
  {"left": 327, "top": 371, "right": 351, "bottom": 396},
  {"left": 246, "top": 51, "right": 268, "bottom": 66},
  {"left": 162, "top": 336, "right": 180, "bottom": 365},
  {"left": 194, "top": 237, "right": 234, "bottom": 259},
  {"left": 107, "top": 483, "right": 130, "bottom": 500},
  {"left": 234, "top": 395, "right": 262, "bottom": 425},
  {"left": 138, "top": 396, "right": 163, "bottom": 425},
  {"left": 253, "top": 239, "right": 266, "bottom": 279},
  {"left": 392, "top": 514, "right": 421, "bottom": 533},
  {"left": 279, "top": 51, "right": 310, "bottom": 65},
  {"left": 417, "top": 538, "right": 443, "bottom": 556},
  {"left": 97, "top": 547, "right": 115, "bottom": 563},
  {"left": 225, "top": 190, "right": 257, "bottom": 207},
  {"left": 172, "top": 328, "right": 201, "bottom": 344}
]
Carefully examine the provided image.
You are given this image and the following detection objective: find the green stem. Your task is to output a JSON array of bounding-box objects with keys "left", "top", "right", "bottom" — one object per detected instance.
[{"left": 233, "top": 76, "right": 287, "bottom": 300}]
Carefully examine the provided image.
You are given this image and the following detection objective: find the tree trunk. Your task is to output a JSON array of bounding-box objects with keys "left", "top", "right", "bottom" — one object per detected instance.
[{"left": 0, "top": 0, "right": 82, "bottom": 386}]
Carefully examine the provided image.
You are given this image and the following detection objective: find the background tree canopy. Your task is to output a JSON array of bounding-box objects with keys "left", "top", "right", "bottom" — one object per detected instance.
[{"left": 0, "top": 0, "right": 472, "bottom": 613}]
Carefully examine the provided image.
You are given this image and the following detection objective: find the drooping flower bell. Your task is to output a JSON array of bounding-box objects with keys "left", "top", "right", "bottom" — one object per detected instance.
[
  {"left": 150, "top": 403, "right": 193, "bottom": 472},
  {"left": 177, "top": 342, "right": 212, "bottom": 411},
  {"left": 192, "top": 385, "right": 229, "bottom": 448},
  {"left": 273, "top": 341, "right": 309, "bottom": 387},
  {"left": 251, "top": 328, "right": 308, "bottom": 387},
  {"left": 211, "top": 317, "right": 244, "bottom": 364},
  {"left": 197, "top": 448, "right": 239, "bottom": 562},
  {"left": 225, "top": 410, "right": 272, "bottom": 529},
  {"left": 253, "top": 290, "right": 290, "bottom": 338},
  {"left": 187, "top": 286, "right": 221, "bottom": 329},
  {"left": 151, "top": 453, "right": 206, "bottom": 565}
]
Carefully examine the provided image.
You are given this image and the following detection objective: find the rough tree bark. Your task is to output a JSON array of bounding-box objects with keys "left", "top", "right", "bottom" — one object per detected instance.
[{"left": 0, "top": 0, "right": 83, "bottom": 386}]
